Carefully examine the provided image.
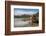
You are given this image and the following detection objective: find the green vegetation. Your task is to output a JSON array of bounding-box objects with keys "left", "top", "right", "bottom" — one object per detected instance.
[{"left": 14, "top": 15, "right": 31, "bottom": 18}]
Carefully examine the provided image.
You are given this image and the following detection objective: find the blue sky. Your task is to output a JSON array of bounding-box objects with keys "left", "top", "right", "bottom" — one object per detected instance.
[{"left": 14, "top": 8, "right": 39, "bottom": 15}]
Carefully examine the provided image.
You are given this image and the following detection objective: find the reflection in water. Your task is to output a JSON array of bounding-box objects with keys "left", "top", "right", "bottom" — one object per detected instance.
[{"left": 14, "top": 18, "right": 32, "bottom": 27}]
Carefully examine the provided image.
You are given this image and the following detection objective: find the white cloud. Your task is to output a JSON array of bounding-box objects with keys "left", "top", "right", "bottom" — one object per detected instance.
[{"left": 14, "top": 11, "right": 37, "bottom": 16}]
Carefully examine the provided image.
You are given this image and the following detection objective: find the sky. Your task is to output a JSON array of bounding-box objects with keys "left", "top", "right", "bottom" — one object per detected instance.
[{"left": 14, "top": 8, "right": 39, "bottom": 15}]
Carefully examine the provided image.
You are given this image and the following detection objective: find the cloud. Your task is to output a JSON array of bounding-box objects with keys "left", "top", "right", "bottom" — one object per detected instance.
[
  {"left": 14, "top": 11, "right": 37, "bottom": 16},
  {"left": 14, "top": 8, "right": 39, "bottom": 15}
]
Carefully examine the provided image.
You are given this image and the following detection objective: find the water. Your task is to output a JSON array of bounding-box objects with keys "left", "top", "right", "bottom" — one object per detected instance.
[{"left": 14, "top": 18, "right": 32, "bottom": 27}]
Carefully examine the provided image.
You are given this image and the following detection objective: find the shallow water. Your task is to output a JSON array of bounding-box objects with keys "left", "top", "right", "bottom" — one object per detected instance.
[
  {"left": 14, "top": 18, "right": 32, "bottom": 27},
  {"left": 14, "top": 18, "right": 38, "bottom": 27}
]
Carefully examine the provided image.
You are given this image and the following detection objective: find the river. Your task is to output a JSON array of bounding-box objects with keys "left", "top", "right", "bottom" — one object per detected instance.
[{"left": 14, "top": 18, "right": 32, "bottom": 27}]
